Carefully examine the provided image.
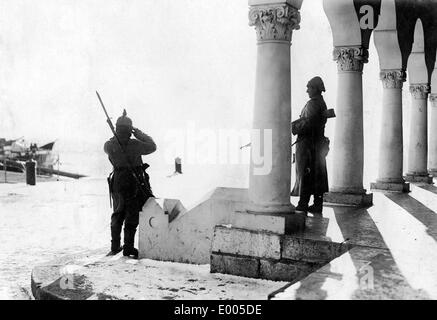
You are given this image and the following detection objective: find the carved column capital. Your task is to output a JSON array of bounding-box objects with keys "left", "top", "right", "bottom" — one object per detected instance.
[
  {"left": 249, "top": 3, "right": 301, "bottom": 43},
  {"left": 409, "top": 84, "right": 430, "bottom": 99},
  {"left": 333, "top": 46, "right": 369, "bottom": 72},
  {"left": 380, "top": 70, "right": 406, "bottom": 89},
  {"left": 430, "top": 94, "right": 437, "bottom": 103}
]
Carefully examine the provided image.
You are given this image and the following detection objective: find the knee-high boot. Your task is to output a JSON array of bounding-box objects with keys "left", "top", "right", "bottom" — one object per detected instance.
[
  {"left": 110, "top": 215, "right": 123, "bottom": 254},
  {"left": 123, "top": 227, "right": 138, "bottom": 258}
]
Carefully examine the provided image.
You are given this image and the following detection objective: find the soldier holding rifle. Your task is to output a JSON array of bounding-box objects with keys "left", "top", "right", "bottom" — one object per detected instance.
[
  {"left": 291, "top": 77, "right": 333, "bottom": 214},
  {"left": 98, "top": 92, "right": 156, "bottom": 258}
]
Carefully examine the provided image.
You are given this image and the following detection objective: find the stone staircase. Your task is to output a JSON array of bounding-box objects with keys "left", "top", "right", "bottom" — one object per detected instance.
[
  {"left": 210, "top": 218, "right": 352, "bottom": 283},
  {"left": 139, "top": 187, "right": 353, "bottom": 284},
  {"left": 139, "top": 187, "right": 308, "bottom": 266}
]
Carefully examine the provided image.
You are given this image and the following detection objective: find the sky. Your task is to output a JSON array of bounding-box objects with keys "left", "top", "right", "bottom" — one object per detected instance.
[
  {"left": 0, "top": 0, "right": 419, "bottom": 185},
  {"left": 0, "top": 0, "right": 256, "bottom": 146}
]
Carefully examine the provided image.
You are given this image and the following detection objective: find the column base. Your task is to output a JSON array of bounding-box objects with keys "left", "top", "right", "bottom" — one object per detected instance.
[
  {"left": 246, "top": 203, "right": 304, "bottom": 234},
  {"left": 246, "top": 202, "right": 295, "bottom": 215},
  {"left": 404, "top": 174, "right": 433, "bottom": 184},
  {"left": 324, "top": 191, "right": 373, "bottom": 207},
  {"left": 241, "top": 210, "right": 306, "bottom": 234},
  {"left": 370, "top": 181, "right": 410, "bottom": 193}
]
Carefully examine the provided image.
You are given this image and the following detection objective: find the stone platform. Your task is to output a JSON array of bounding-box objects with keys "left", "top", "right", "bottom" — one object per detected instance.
[{"left": 271, "top": 182, "right": 437, "bottom": 299}]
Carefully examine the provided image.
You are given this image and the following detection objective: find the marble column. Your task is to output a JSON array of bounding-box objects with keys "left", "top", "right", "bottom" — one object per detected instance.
[
  {"left": 405, "top": 84, "right": 433, "bottom": 183},
  {"left": 324, "top": 46, "right": 373, "bottom": 206},
  {"left": 428, "top": 58, "right": 437, "bottom": 176},
  {"left": 404, "top": 19, "right": 432, "bottom": 184},
  {"left": 429, "top": 94, "right": 437, "bottom": 176},
  {"left": 430, "top": 53, "right": 437, "bottom": 176},
  {"left": 370, "top": 70, "right": 410, "bottom": 192},
  {"left": 247, "top": 1, "right": 300, "bottom": 213}
]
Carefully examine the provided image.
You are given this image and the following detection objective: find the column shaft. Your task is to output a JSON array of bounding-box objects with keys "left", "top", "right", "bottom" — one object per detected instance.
[
  {"left": 331, "top": 71, "right": 364, "bottom": 193},
  {"left": 247, "top": 3, "right": 300, "bottom": 213},
  {"left": 429, "top": 95, "right": 437, "bottom": 175},
  {"left": 370, "top": 70, "right": 409, "bottom": 192},
  {"left": 249, "top": 42, "right": 291, "bottom": 208},
  {"left": 324, "top": 46, "right": 373, "bottom": 206},
  {"left": 378, "top": 87, "right": 403, "bottom": 181},
  {"left": 406, "top": 84, "right": 430, "bottom": 179}
]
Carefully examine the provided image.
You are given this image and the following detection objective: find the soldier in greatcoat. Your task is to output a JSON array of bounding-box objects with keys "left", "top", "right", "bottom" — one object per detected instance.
[{"left": 291, "top": 76, "right": 330, "bottom": 214}]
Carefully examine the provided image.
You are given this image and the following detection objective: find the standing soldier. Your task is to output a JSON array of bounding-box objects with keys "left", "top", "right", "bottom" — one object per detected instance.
[
  {"left": 291, "top": 76, "right": 330, "bottom": 214},
  {"left": 104, "top": 110, "right": 156, "bottom": 257}
]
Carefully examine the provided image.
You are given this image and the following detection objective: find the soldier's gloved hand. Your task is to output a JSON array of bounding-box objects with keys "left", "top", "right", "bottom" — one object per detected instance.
[
  {"left": 132, "top": 127, "right": 142, "bottom": 138},
  {"left": 132, "top": 127, "right": 150, "bottom": 141}
]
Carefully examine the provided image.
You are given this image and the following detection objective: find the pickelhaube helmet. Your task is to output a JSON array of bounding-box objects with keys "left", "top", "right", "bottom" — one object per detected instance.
[{"left": 115, "top": 109, "right": 132, "bottom": 128}]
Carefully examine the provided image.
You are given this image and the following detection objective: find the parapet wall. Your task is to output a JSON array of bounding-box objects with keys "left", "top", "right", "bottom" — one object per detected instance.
[{"left": 138, "top": 187, "right": 250, "bottom": 264}]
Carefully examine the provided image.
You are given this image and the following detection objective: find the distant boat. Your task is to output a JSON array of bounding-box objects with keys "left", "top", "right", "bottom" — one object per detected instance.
[
  {"left": 0, "top": 138, "right": 56, "bottom": 172},
  {"left": 0, "top": 138, "right": 86, "bottom": 179},
  {"left": 0, "top": 158, "right": 25, "bottom": 173}
]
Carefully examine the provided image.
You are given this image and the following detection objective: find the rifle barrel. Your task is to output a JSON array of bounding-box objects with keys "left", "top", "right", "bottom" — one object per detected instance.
[{"left": 96, "top": 91, "right": 111, "bottom": 121}]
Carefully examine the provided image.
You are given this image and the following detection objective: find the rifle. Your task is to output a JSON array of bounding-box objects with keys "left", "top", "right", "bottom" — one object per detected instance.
[
  {"left": 291, "top": 108, "right": 336, "bottom": 146},
  {"left": 96, "top": 91, "right": 153, "bottom": 200}
]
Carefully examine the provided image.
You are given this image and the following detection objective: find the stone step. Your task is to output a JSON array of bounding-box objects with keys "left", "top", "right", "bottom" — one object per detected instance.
[
  {"left": 231, "top": 211, "right": 306, "bottom": 234},
  {"left": 212, "top": 226, "right": 281, "bottom": 259},
  {"left": 210, "top": 253, "right": 324, "bottom": 282},
  {"left": 282, "top": 235, "right": 350, "bottom": 263},
  {"left": 230, "top": 210, "right": 306, "bottom": 235}
]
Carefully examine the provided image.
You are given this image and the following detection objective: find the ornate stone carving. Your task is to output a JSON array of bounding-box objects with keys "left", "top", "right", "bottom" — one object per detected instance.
[
  {"left": 333, "top": 47, "right": 369, "bottom": 72},
  {"left": 409, "top": 84, "right": 430, "bottom": 99},
  {"left": 430, "top": 94, "right": 437, "bottom": 103},
  {"left": 249, "top": 4, "right": 300, "bottom": 43},
  {"left": 380, "top": 70, "right": 406, "bottom": 89}
]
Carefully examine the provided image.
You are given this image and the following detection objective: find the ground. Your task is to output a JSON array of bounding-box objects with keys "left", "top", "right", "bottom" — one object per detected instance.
[
  {"left": 0, "top": 174, "right": 284, "bottom": 300},
  {"left": 3, "top": 173, "right": 437, "bottom": 300},
  {"left": 0, "top": 176, "right": 110, "bottom": 299},
  {"left": 31, "top": 248, "right": 287, "bottom": 300}
]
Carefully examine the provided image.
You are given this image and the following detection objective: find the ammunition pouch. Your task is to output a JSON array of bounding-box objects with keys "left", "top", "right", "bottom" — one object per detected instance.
[{"left": 109, "top": 163, "right": 154, "bottom": 211}]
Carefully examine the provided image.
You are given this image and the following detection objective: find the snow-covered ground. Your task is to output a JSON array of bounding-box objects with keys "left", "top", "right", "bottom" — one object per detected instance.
[
  {"left": 0, "top": 162, "right": 253, "bottom": 300},
  {"left": 0, "top": 177, "right": 110, "bottom": 299}
]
